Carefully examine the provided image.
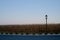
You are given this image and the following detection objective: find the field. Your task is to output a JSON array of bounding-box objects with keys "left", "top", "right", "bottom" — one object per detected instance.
[{"left": 0, "top": 24, "right": 60, "bottom": 34}]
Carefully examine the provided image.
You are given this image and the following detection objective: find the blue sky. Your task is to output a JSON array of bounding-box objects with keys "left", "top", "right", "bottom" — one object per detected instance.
[{"left": 0, "top": 0, "right": 60, "bottom": 25}]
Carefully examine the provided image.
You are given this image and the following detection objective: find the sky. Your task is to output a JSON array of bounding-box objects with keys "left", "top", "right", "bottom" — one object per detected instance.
[{"left": 0, "top": 0, "right": 60, "bottom": 25}]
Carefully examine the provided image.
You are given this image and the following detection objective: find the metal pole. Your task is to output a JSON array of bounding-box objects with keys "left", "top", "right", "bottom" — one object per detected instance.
[{"left": 45, "top": 15, "right": 48, "bottom": 34}]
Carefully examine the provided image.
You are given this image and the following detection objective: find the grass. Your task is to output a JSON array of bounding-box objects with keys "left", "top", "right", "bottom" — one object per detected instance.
[{"left": 0, "top": 24, "right": 60, "bottom": 33}]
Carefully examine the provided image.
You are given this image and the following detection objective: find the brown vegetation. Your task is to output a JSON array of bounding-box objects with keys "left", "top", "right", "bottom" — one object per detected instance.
[{"left": 0, "top": 24, "right": 60, "bottom": 33}]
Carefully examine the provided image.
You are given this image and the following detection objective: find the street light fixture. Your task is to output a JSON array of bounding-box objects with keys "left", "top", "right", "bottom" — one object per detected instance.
[{"left": 45, "top": 15, "right": 48, "bottom": 34}]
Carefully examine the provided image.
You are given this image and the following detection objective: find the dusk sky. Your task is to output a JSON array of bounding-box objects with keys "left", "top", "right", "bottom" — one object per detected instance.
[{"left": 0, "top": 0, "right": 60, "bottom": 25}]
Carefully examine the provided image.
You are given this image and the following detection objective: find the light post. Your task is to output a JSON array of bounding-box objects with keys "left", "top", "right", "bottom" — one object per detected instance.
[{"left": 45, "top": 15, "right": 48, "bottom": 34}]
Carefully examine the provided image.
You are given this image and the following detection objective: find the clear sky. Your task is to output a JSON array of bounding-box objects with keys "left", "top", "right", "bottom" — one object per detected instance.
[{"left": 0, "top": 0, "right": 60, "bottom": 25}]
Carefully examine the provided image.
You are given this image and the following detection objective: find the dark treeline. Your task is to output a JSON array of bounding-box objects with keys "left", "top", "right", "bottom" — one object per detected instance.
[{"left": 0, "top": 24, "right": 60, "bottom": 33}]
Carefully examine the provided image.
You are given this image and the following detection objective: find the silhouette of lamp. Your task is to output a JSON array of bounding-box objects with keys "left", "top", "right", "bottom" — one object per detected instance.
[{"left": 45, "top": 15, "right": 48, "bottom": 34}]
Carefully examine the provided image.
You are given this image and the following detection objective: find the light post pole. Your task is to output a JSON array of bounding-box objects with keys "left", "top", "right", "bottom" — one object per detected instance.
[{"left": 45, "top": 15, "right": 48, "bottom": 34}]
